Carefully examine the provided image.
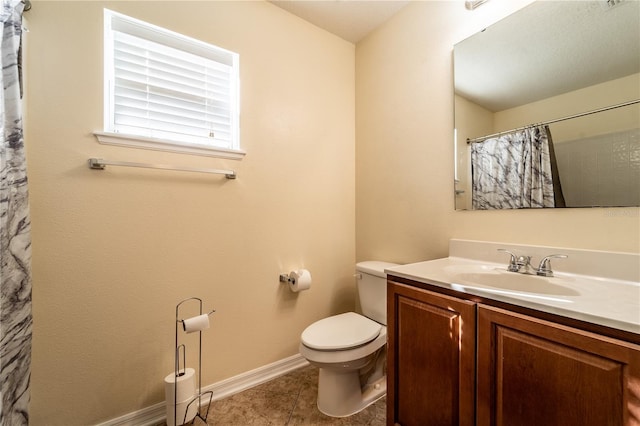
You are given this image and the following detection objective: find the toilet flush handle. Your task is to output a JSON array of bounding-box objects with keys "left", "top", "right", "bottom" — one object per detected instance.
[{"left": 354, "top": 273, "right": 362, "bottom": 279}]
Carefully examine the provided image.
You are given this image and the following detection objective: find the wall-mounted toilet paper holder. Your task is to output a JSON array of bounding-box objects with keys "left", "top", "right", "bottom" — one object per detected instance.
[
  {"left": 280, "top": 269, "right": 312, "bottom": 293},
  {"left": 279, "top": 270, "right": 310, "bottom": 284},
  {"left": 279, "top": 273, "right": 293, "bottom": 283}
]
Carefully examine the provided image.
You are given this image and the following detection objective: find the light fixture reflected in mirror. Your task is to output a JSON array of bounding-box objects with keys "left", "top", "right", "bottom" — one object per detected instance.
[{"left": 465, "top": 0, "right": 489, "bottom": 10}]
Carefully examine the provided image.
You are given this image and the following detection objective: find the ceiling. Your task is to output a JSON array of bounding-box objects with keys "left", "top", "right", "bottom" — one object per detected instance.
[
  {"left": 268, "top": 1, "right": 640, "bottom": 112},
  {"left": 268, "top": 0, "right": 410, "bottom": 43}
]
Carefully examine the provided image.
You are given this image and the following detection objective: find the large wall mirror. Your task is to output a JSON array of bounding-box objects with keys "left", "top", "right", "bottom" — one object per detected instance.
[{"left": 454, "top": 0, "right": 640, "bottom": 210}]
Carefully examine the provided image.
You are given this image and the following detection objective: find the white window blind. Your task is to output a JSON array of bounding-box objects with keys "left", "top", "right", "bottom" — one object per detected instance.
[{"left": 101, "top": 10, "right": 241, "bottom": 157}]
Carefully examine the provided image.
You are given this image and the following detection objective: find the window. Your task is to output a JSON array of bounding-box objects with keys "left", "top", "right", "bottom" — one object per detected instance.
[{"left": 96, "top": 10, "right": 243, "bottom": 159}]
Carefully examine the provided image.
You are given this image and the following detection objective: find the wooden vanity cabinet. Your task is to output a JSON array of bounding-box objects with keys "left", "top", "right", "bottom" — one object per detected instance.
[
  {"left": 387, "top": 281, "right": 476, "bottom": 426},
  {"left": 388, "top": 279, "right": 640, "bottom": 426},
  {"left": 477, "top": 305, "right": 640, "bottom": 426}
]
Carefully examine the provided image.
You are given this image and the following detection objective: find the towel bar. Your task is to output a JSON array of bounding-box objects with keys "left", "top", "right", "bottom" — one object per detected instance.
[{"left": 88, "top": 158, "right": 236, "bottom": 179}]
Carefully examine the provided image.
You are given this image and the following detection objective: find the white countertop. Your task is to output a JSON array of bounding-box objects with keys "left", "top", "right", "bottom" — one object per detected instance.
[{"left": 386, "top": 256, "right": 640, "bottom": 335}]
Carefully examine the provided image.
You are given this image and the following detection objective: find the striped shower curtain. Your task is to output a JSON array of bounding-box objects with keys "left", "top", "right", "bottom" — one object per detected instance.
[
  {"left": 0, "top": 0, "right": 32, "bottom": 424},
  {"left": 471, "top": 125, "right": 563, "bottom": 210}
]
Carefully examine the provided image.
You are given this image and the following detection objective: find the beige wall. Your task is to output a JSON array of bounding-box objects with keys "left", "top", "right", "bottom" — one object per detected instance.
[
  {"left": 356, "top": 0, "right": 639, "bottom": 265},
  {"left": 25, "top": 1, "right": 355, "bottom": 424},
  {"left": 454, "top": 94, "right": 494, "bottom": 209},
  {"left": 494, "top": 73, "right": 640, "bottom": 140},
  {"left": 456, "top": 72, "right": 640, "bottom": 150}
]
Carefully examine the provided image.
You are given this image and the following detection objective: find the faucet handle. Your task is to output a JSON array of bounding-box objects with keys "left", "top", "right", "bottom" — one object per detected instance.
[
  {"left": 498, "top": 249, "right": 520, "bottom": 272},
  {"left": 536, "top": 254, "right": 568, "bottom": 277}
]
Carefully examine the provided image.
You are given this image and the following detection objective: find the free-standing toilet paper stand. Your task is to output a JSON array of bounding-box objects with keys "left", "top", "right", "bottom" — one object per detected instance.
[{"left": 173, "top": 297, "right": 216, "bottom": 426}]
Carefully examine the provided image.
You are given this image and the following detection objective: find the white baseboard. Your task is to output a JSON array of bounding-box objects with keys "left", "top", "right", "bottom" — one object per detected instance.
[{"left": 96, "top": 354, "right": 309, "bottom": 426}]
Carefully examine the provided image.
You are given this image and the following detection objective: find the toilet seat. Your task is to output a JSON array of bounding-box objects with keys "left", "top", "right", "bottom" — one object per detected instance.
[{"left": 301, "top": 312, "right": 381, "bottom": 350}]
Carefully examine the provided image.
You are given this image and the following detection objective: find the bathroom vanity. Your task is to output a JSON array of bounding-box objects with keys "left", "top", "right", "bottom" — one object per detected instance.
[{"left": 385, "top": 240, "right": 640, "bottom": 426}]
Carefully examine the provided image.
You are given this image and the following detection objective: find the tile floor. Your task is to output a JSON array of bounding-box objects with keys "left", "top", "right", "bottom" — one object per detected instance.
[{"left": 187, "top": 365, "right": 386, "bottom": 425}]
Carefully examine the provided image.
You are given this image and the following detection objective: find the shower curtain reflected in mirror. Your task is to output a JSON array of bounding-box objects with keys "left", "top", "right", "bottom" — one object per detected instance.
[
  {"left": 0, "top": 1, "right": 32, "bottom": 424},
  {"left": 471, "top": 125, "right": 565, "bottom": 210}
]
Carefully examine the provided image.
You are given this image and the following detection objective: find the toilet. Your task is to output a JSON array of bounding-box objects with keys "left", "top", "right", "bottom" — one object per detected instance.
[{"left": 299, "top": 261, "right": 399, "bottom": 417}]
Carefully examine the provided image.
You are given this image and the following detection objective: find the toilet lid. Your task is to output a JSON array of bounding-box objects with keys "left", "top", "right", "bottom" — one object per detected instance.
[{"left": 301, "top": 312, "right": 382, "bottom": 350}]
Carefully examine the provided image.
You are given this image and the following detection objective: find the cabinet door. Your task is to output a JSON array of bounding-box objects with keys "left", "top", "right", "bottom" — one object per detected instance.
[
  {"left": 477, "top": 305, "right": 640, "bottom": 426},
  {"left": 388, "top": 281, "right": 476, "bottom": 426}
]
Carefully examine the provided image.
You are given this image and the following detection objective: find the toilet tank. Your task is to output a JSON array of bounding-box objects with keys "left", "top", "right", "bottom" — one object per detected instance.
[{"left": 356, "top": 261, "right": 399, "bottom": 325}]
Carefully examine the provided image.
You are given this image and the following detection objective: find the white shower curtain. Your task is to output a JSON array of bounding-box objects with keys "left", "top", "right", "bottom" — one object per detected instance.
[
  {"left": 0, "top": 0, "right": 32, "bottom": 424},
  {"left": 471, "top": 125, "right": 557, "bottom": 210}
]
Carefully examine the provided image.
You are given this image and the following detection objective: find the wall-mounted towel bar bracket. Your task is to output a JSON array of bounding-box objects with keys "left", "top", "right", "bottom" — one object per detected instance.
[{"left": 88, "top": 158, "right": 237, "bottom": 179}]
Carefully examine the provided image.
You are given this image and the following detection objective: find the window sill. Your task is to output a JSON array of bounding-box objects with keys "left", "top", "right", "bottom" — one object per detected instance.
[{"left": 94, "top": 131, "right": 246, "bottom": 160}]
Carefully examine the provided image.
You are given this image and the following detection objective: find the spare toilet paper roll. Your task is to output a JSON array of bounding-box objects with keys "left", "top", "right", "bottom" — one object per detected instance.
[
  {"left": 182, "top": 314, "right": 210, "bottom": 333},
  {"left": 164, "top": 367, "right": 196, "bottom": 403},
  {"left": 289, "top": 269, "right": 312, "bottom": 292}
]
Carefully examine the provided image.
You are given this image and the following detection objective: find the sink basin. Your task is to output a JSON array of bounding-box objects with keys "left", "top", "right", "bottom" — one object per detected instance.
[
  {"left": 444, "top": 265, "right": 580, "bottom": 296},
  {"left": 384, "top": 250, "right": 640, "bottom": 335}
]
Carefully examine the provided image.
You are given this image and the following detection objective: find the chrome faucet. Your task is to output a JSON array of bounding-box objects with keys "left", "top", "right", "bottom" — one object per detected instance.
[
  {"left": 498, "top": 249, "right": 533, "bottom": 274},
  {"left": 535, "top": 254, "right": 568, "bottom": 277},
  {"left": 499, "top": 249, "right": 568, "bottom": 277}
]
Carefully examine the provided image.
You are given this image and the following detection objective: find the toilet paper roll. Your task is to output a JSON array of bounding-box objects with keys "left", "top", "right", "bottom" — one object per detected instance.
[
  {"left": 289, "top": 269, "right": 312, "bottom": 292},
  {"left": 164, "top": 367, "right": 196, "bottom": 404},
  {"left": 182, "top": 314, "right": 210, "bottom": 333}
]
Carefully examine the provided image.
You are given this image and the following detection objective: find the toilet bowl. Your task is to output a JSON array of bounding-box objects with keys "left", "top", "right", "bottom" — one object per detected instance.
[{"left": 299, "top": 261, "right": 398, "bottom": 417}]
